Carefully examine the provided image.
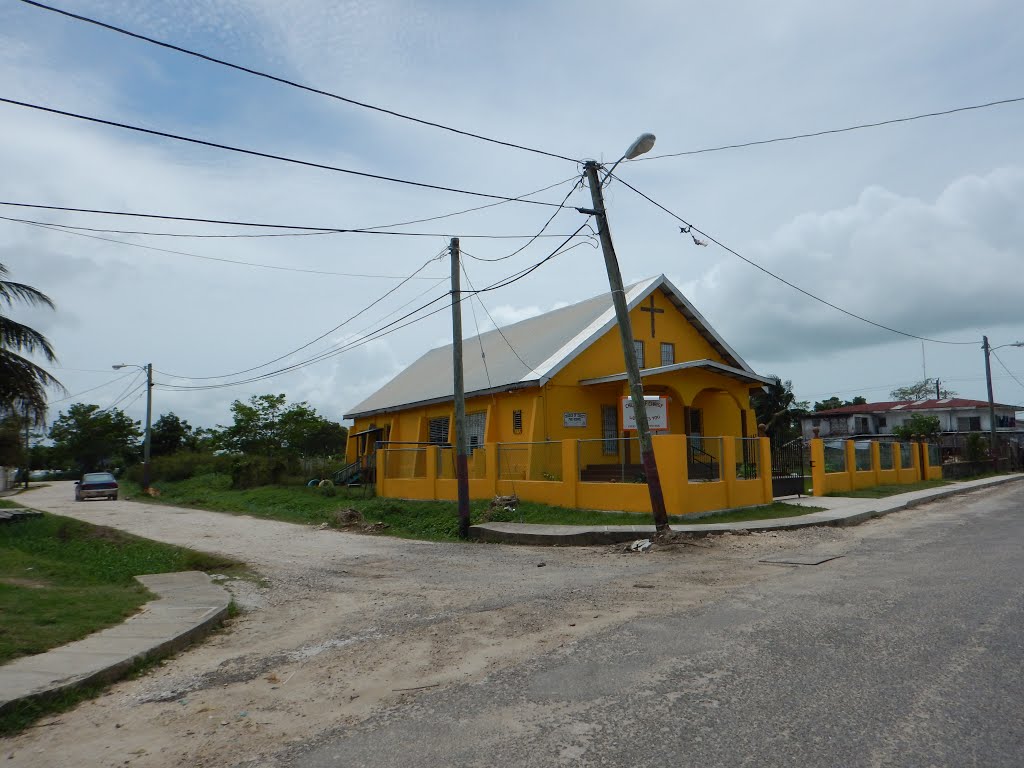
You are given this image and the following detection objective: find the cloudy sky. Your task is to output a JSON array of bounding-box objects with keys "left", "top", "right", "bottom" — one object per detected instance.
[{"left": 3, "top": 0, "right": 1023, "bottom": 432}]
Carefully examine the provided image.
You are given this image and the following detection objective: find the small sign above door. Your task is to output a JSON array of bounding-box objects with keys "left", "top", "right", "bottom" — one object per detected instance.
[{"left": 563, "top": 412, "right": 588, "bottom": 428}]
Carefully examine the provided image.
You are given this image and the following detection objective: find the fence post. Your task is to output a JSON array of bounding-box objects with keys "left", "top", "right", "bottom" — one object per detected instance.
[
  {"left": 759, "top": 437, "right": 773, "bottom": 503},
  {"left": 810, "top": 438, "right": 826, "bottom": 496},
  {"left": 376, "top": 447, "right": 385, "bottom": 497},
  {"left": 562, "top": 439, "right": 578, "bottom": 509},
  {"left": 722, "top": 437, "right": 736, "bottom": 509},
  {"left": 845, "top": 440, "right": 857, "bottom": 489},
  {"left": 871, "top": 441, "right": 881, "bottom": 486},
  {"left": 426, "top": 446, "right": 439, "bottom": 500},
  {"left": 485, "top": 443, "right": 498, "bottom": 498}
]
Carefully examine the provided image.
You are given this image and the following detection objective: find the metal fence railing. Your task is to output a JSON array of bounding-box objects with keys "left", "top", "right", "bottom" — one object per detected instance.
[
  {"left": 496, "top": 441, "right": 562, "bottom": 481},
  {"left": 435, "top": 445, "right": 487, "bottom": 479},
  {"left": 688, "top": 436, "right": 722, "bottom": 482},
  {"left": 735, "top": 437, "right": 760, "bottom": 480},
  {"left": 901, "top": 438, "right": 917, "bottom": 468},
  {"left": 878, "top": 441, "right": 894, "bottom": 470},
  {"left": 854, "top": 441, "right": 872, "bottom": 471},
  {"left": 823, "top": 439, "right": 847, "bottom": 473},
  {"left": 578, "top": 437, "right": 645, "bottom": 483},
  {"left": 382, "top": 447, "right": 426, "bottom": 479},
  {"left": 927, "top": 443, "right": 940, "bottom": 467}
]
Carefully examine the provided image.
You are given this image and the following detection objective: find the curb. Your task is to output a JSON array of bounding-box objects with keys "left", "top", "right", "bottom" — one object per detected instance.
[
  {"left": 0, "top": 571, "right": 231, "bottom": 719},
  {"left": 469, "top": 474, "right": 1024, "bottom": 546}
]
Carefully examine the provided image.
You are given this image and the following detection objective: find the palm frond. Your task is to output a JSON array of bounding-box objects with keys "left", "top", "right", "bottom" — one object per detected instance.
[
  {"left": 0, "top": 265, "right": 56, "bottom": 310},
  {"left": 0, "top": 350, "right": 66, "bottom": 426},
  {"left": 0, "top": 316, "right": 58, "bottom": 361}
]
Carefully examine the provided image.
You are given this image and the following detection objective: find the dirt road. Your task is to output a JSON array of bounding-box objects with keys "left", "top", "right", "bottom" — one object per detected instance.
[{"left": 5, "top": 482, "right": 875, "bottom": 767}]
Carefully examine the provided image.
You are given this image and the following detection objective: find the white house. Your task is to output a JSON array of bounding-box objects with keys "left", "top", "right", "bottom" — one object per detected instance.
[{"left": 800, "top": 398, "right": 1019, "bottom": 440}]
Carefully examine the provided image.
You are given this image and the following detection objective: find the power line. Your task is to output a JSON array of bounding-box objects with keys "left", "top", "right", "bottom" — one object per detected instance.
[
  {"left": 0, "top": 175, "right": 581, "bottom": 234},
  {"left": 47, "top": 371, "right": 135, "bottom": 405},
  {"left": 609, "top": 172, "right": 978, "bottom": 346},
  {"left": 18, "top": 0, "right": 578, "bottom": 164},
  {"left": 158, "top": 225, "right": 592, "bottom": 391},
  {"left": 3, "top": 216, "right": 448, "bottom": 279},
  {"left": 157, "top": 248, "right": 449, "bottom": 381},
  {"left": 2, "top": 215, "right": 587, "bottom": 241},
  {"left": 460, "top": 263, "right": 542, "bottom": 377},
  {"left": 993, "top": 351, "right": 1024, "bottom": 393},
  {"left": 640, "top": 96, "right": 1024, "bottom": 160},
  {"left": 99, "top": 373, "right": 144, "bottom": 412},
  {"left": 0, "top": 96, "right": 569, "bottom": 208}
]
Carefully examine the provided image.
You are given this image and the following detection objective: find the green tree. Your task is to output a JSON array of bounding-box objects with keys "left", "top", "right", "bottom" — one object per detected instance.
[
  {"left": 890, "top": 378, "right": 956, "bottom": 401},
  {"left": 150, "top": 412, "right": 197, "bottom": 456},
  {"left": 49, "top": 403, "right": 143, "bottom": 473},
  {"left": 0, "top": 263, "right": 65, "bottom": 424},
  {"left": 813, "top": 395, "right": 868, "bottom": 412},
  {"left": 217, "top": 394, "right": 347, "bottom": 458},
  {"left": 892, "top": 414, "right": 941, "bottom": 441},
  {"left": 751, "top": 376, "right": 806, "bottom": 442}
]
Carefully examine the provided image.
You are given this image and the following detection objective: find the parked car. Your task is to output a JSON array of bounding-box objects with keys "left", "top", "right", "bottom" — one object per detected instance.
[{"left": 75, "top": 472, "right": 119, "bottom": 501}]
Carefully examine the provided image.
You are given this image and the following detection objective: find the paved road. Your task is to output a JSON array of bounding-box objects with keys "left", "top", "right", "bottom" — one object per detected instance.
[{"left": 293, "top": 484, "right": 1024, "bottom": 768}]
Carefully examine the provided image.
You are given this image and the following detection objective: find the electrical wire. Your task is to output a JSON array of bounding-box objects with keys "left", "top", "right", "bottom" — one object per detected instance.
[
  {"left": 157, "top": 248, "right": 449, "bottom": 381},
  {"left": 0, "top": 175, "right": 581, "bottom": 235},
  {"left": 47, "top": 371, "right": 135, "bottom": 405},
  {"left": 639, "top": 96, "right": 1024, "bottom": 160},
  {"left": 460, "top": 174, "right": 586, "bottom": 262},
  {"left": 157, "top": 225, "right": 591, "bottom": 391},
  {"left": 99, "top": 373, "right": 144, "bottom": 412},
  {"left": 460, "top": 262, "right": 542, "bottom": 377},
  {"left": 3, "top": 217, "right": 447, "bottom": 279},
  {"left": 0, "top": 96, "right": 569, "bottom": 208},
  {"left": 608, "top": 172, "right": 978, "bottom": 346},
  {"left": 992, "top": 351, "right": 1024, "bottom": 394},
  {"left": 18, "top": 0, "right": 579, "bottom": 164}
]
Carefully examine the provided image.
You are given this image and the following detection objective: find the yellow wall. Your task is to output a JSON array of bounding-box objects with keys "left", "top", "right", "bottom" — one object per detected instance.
[{"left": 811, "top": 439, "right": 927, "bottom": 496}]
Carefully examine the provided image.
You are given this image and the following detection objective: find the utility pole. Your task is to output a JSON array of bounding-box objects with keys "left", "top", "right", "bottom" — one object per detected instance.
[
  {"left": 983, "top": 336, "right": 998, "bottom": 473},
  {"left": 582, "top": 160, "right": 669, "bottom": 532},
  {"left": 450, "top": 238, "right": 471, "bottom": 539},
  {"left": 935, "top": 378, "right": 941, "bottom": 399},
  {"left": 23, "top": 405, "right": 30, "bottom": 490},
  {"left": 142, "top": 363, "right": 153, "bottom": 491}
]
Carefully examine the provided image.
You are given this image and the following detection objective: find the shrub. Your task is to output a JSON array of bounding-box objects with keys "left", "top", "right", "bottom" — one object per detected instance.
[
  {"left": 230, "top": 455, "right": 289, "bottom": 489},
  {"left": 123, "top": 452, "right": 231, "bottom": 484},
  {"left": 964, "top": 433, "right": 988, "bottom": 463}
]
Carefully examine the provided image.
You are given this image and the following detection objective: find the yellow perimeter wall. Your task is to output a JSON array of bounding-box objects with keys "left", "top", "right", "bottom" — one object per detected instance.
[
  {"left": 378, "top": 435, "right": 773, "bottom": 517},
  {"left": 809, "top": 439, "right": 942, "bottom": 496}
]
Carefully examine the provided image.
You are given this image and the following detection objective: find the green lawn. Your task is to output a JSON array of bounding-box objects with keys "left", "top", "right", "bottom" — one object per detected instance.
[
  {"left": 124, "top": 473, "right": 822, "bottom": 540},
  {"left": 826, "top": 479, "right": 952, "bottom": 499},
  {"left": 0, "top": 508, "right": 243, "bottom": 666},
  {"left": 672, "top": 501, "right": 823, "bottom": 525}
]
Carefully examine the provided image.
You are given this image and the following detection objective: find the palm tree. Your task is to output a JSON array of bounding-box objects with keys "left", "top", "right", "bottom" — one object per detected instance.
[{"left": 0, "top": 263, "right": 64, "bottom": 425}]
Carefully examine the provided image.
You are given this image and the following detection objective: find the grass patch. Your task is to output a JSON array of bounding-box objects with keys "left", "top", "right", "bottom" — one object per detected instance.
[
  {"left": 123, "top": 473, "right": 823, "bottom": 541},
  {"left": 825, "top": 479, "right": 952, "bottom": 499},
  {"left": 0, "top": 499, "right": 23, "bottom": 509},
  {"left": 0, "top": 513, "right": 243, "bottom": 666}
]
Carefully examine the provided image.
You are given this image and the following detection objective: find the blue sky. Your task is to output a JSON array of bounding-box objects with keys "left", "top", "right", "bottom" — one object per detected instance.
[{"left": 3, "top": 0, "right": 1024, "bottom": 429}]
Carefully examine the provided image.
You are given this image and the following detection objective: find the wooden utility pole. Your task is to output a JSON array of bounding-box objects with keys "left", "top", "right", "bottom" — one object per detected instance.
[
  {"left": 983, "top": 336, "right": 998, "bottom": 473},
  {"left": 450, "top": 238, "right": 471, "bottom": 539},
  {"left": 581, "top": 161, "right": 669, "bottom": 532}
]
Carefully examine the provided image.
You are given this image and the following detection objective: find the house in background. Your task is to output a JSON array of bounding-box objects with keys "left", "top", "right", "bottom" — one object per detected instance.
[
  {"left": 801, "top": 399, "right": 1019, "bottom": 440},
  {"left": 344, "top": 274, "right": 771, "bottom": 482}
]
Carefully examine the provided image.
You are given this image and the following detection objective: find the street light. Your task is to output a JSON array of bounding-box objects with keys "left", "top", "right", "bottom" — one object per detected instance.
[
  {"left": 113, "top": 362, "right": 153, "bottom": 491},
  {"left": 579, "top": 134, "right": 669, "bottom": 533},
  {"left": 982, "top": 337, "right": 1023, "bottom": 472}
]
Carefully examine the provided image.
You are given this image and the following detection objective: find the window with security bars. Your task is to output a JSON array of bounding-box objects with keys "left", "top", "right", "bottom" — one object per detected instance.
[
  {"left": 428, "top": 416, "right": 450, "bottom": 444},
  {"left": 633, "top": 340, "right": 644, "bottom": 368},
  {"left": 466, "top": 411, "right": 486, "bottom": 447},
  {"left": 512, "top": 409, "right": 523, "bottom": 434},
  {"left": 660, "top": 342, "right": 675, "bottom": 366}
]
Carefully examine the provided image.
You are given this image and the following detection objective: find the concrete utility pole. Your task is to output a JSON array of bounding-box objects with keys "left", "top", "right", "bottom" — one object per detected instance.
[
  {"left": 143, "top": 363, "right": 153, "bottom": 491},
  {"left": 983, "top": 336, "right": 998, "bottom": 473},
  {"left": 582, "top": 160, "right": 669, "bottom": 532},
  {"left": 450, "top": 238, "right": 471, "bottom": 539}
]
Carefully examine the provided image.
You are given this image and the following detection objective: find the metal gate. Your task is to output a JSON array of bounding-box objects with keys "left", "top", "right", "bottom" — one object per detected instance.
[{"left": 771, "top": 438, "right": 808, "bottom": 497}]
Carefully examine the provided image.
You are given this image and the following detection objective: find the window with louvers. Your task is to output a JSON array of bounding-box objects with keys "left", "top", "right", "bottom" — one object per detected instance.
[
  {"left": 466, "top": 411, "right": 486, "bottom": 447},
  {"left": 428, "top": 417, "right": 450, "bottom": 444}
]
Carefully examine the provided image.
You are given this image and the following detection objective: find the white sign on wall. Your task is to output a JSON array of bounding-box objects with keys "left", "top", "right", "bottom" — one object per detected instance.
[
  {"left": 622, "top": 396, "right": 669, "bottom": 432},
  {"left": 563, "top": 412, "right": 588, "bottom": 428}
]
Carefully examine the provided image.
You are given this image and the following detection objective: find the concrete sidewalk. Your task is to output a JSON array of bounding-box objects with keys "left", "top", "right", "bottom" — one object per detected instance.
[
  {"left": 469, "top": 474, "right": 1024, "bottom": 545},
  {"left": 0, "top": 571, "right": 230, "bottom": 717}
]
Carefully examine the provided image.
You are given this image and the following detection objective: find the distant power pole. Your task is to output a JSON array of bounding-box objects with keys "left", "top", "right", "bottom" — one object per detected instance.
[
  {"left": 983, "top": 336, "right": 998, "bottom": 473},
  {"left": 935, "top": 378, "right": 941, "bottom": 399},
  {"left": 450, "top": 238, "right": 471, "bottom": 539}
]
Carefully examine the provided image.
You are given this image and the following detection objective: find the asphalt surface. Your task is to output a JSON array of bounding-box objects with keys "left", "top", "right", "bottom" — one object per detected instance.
[{"left": 291, "top": 483, "right": 1024, "bottom": 768}]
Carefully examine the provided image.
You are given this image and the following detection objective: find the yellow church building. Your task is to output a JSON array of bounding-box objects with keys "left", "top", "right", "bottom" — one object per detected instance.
[{"left": 344, "top": 275, "right": 776, "bottom": 516}]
